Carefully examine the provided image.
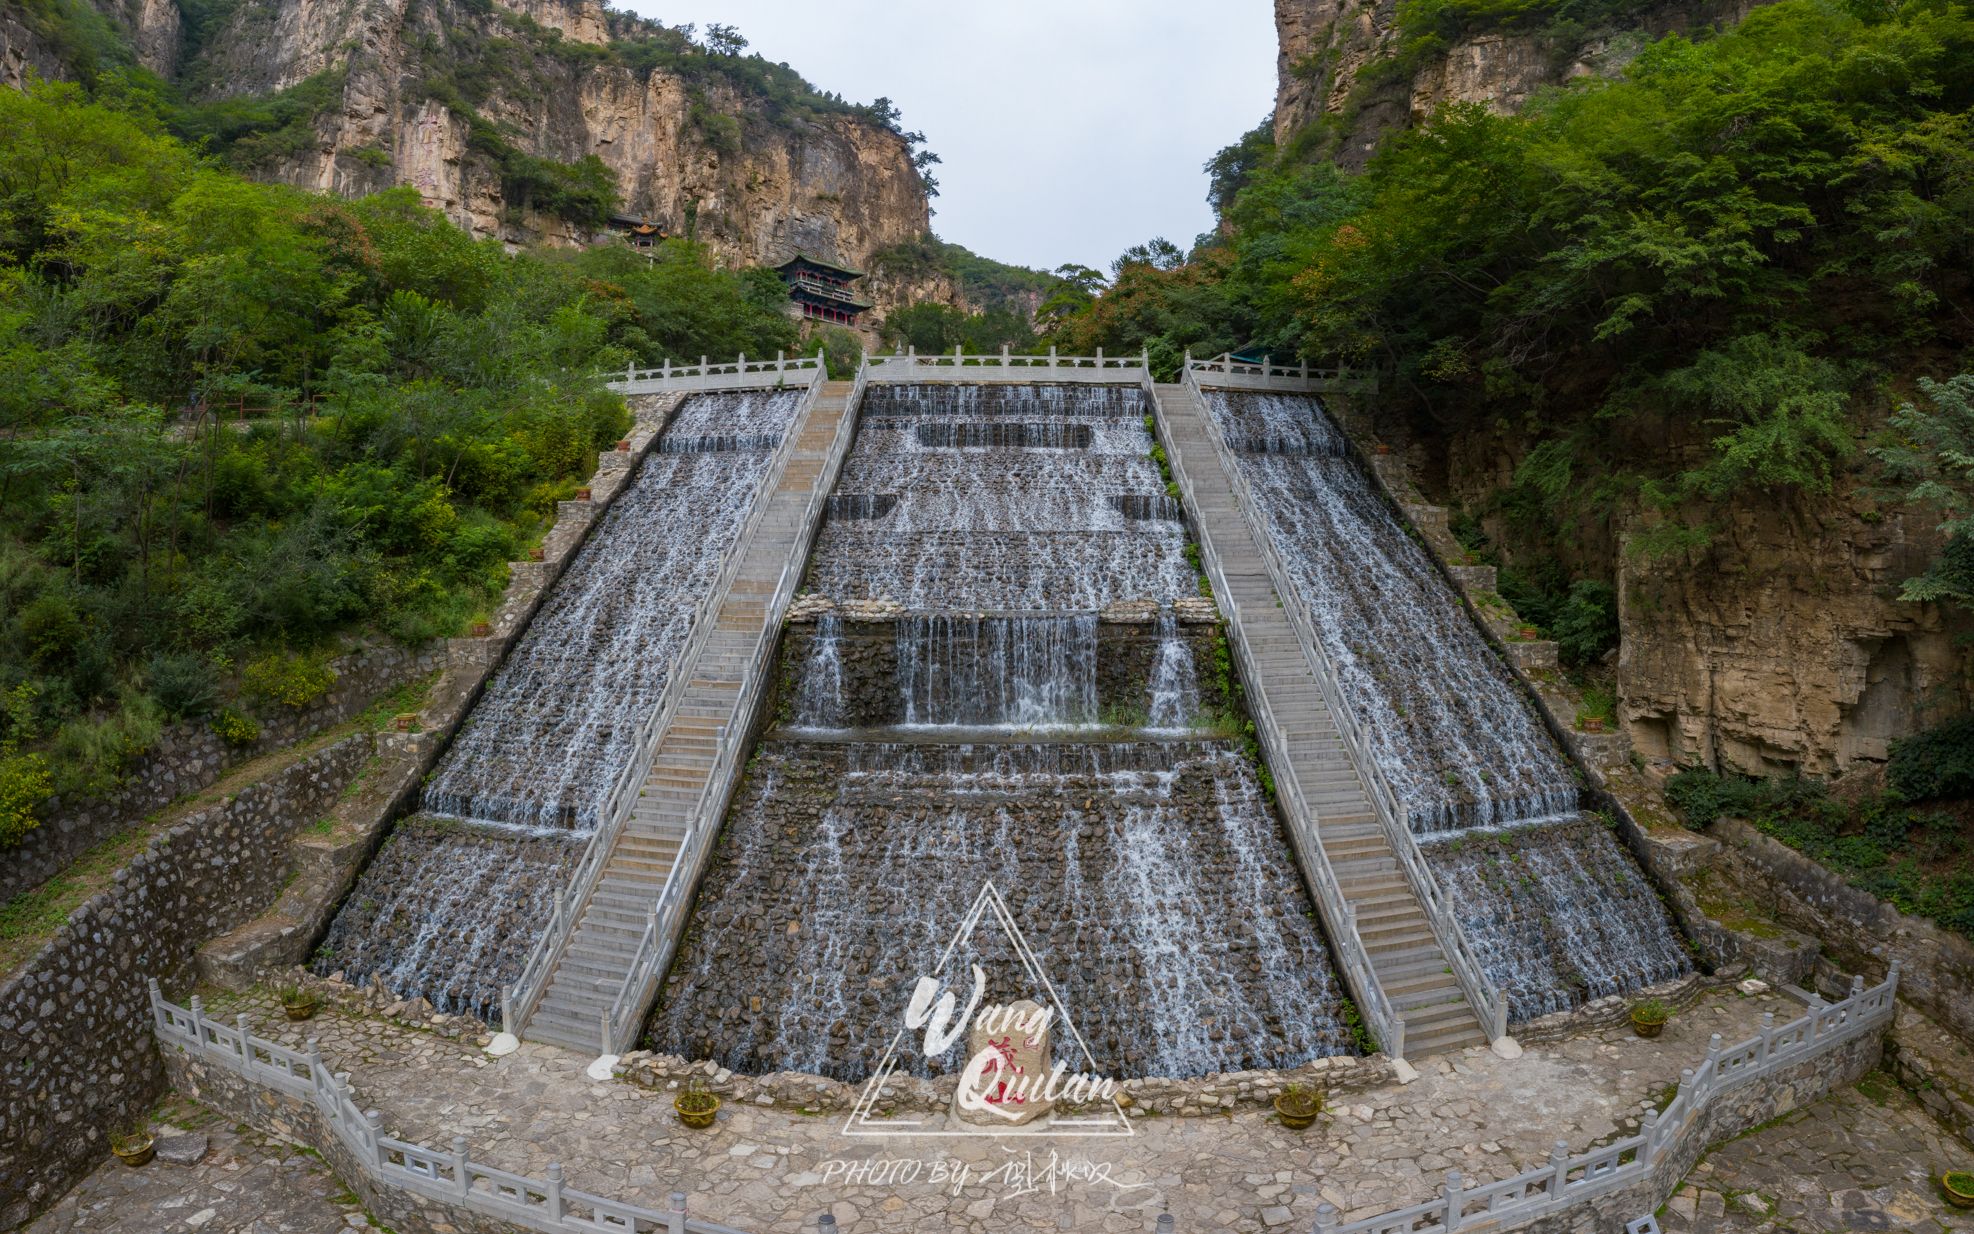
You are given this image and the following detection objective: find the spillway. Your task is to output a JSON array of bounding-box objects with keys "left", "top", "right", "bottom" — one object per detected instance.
[
  {"left": 1200, "top": 389, "right": 1688, "bottom": 1022},
  {"left": 313, "top": 389, "right": 806, "bottom": 1019},
  {"left": 646, "top": 382, "right": 1355, "bottom": 1079}
]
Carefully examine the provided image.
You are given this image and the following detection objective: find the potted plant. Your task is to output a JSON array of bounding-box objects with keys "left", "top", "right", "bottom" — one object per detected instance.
[
  {"left": 527, "top": 546, "right": 546, "bottom": 562},
  {"left": 1273, "top": 1083, "right": 1324, "bottom": 1131},
  {"left": 1631, "top": 998, "right": 1672, "bottom": 1039},
  {"left": 1581, "top": 715, "right": 1607, "bottom": 733},
  {"left": 614, "top": 439, "right": 631, "bottom": 452},
  {"left": 1516, "top": 625, "right": 1539, "bottom": 641},
  {"left": 109, "top": 1125, "right": 154, "bottom": 1167},
  {"left": 1943, "top": 1172, "right": 1974, "bottom": 1209},
  {"left": 280, "top": 984, "right": 318, "bottom": 1022},
  {"left": 470, "top": 621, "right": 492, "bottom": 639},
  {"left": 675, "top": 1078, "right": 720, "bottom": 1130},
  {"left": 574, "top": 486, "right": 592, "bottom": 501},
  {"left": 1373, "top": 442, "right": 1392, "bottom": 456}
]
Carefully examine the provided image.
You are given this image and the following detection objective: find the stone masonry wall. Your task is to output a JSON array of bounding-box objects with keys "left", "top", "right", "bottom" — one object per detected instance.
[
  {"left": 2, "top": 640, "right": 445, "bottom": 905},
  {"left": 0, "top": 736, "right": 372, "bottom": 1229}
]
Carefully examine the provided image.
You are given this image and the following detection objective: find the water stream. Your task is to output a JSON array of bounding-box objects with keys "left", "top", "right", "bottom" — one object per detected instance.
[
  {"left": 314, "top": 389, "right": 805, "bottom": 1017},
  {"left": 1201, "top": 389, "right": 1689, "bottom": 1021}
]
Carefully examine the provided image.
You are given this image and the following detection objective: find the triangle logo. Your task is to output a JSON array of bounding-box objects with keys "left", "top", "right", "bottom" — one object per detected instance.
[{"left": 842, "top": 880, "right": 1134, "bottom": 1138}]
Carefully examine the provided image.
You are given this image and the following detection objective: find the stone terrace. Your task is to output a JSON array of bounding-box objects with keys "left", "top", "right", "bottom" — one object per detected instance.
[{"left": 178, "top": 982, "right": 1807, "bottom": 1233}]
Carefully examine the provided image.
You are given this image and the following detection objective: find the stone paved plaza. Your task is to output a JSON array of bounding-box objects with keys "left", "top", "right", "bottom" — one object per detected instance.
[
  {"left": 1662, "top": 1073, "right": 1974, "bottom": 1234},
  {"left": 27, "top": 1100, "right": 367, "bottom": 1234},
  {"left": 151, "top": 983, "right": 1852, "bottom": 1232}
]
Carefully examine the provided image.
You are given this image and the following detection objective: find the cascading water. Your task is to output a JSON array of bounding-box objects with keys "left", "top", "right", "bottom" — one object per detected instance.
[
  {"left": 648, "top": 383, "right": 1354, "bottom": 1081},
  {"left": 313, "top": 389, "right": 805, "bottom": 1018},
  {"left": 1201, "top": 389, "right": 1689, "bottom": 1021}
]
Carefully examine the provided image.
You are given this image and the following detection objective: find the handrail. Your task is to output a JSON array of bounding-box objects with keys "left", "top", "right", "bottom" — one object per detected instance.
[
  {"left": 1312, "top": 968, "right": 1899, "bottom": 1232},
  {"left": 597, "top": 362, "right": 866, "bottom": 1055},
  {"left": 503, "top": 362, "right": 829, "bottom": 1039},
  {"left": 151, "top": 981, "right": 756, "bottom": 1234},
  {"left": 1145, "top": 373, "right": 1405, "bottom": 1060},
  {"left": 1181, "top": 362, "right": 1511, "bottom": 1043},
  {"left": 1185, "top": 352, "right": 1379, "bottom": 391},
  {"left": 614, "top": 348, "right": 826, "bottom": 388},
  {"left": 864, "top": 345, "right": 1150, "bottom": 377}
]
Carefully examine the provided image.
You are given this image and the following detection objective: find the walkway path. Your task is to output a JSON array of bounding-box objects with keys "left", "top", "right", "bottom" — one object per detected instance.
[
  {"left": 203, "top": 984, "right": 1795, "bottom": 1232},
  {"left": 1661, "top": 1073, "right": 1974, "bottom": 1233},
  {"left": 1151, "top": 382, "right": 1486, "bottom": 1057},
  {"left": 528, "top": 381, "right": 857, "bottom": 1051}
]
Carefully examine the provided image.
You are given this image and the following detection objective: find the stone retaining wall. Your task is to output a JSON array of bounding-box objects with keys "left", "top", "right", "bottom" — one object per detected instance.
[
  {"left": 1, "top": 641, "right": 444, "bottom": 905},
  {"left": 1707, "top": 816, "right": 1974, "bottom": 1042},
  {"left": 0, "top": 736, "right": 373, "bottom": 1229}
]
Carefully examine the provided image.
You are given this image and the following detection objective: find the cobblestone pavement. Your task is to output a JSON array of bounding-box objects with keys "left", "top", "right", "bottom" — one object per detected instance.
[
  {"left": 1662, "top": 1072, "right": 1974, "bottom": 1234},
  {"left": 27, "top": 1098, "right": 368, "bottom": 1234},
  {"left": 176, "top": 984, "right": 1802, "bottom": 1233}
]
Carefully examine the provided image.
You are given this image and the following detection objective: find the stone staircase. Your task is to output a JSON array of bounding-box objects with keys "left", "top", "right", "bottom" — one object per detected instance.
[
  {"left": 525, "top": 382, "right": 857, "bottom": 1052},
  {"left": 1153, "top": 383, "right": 1489, "bottom": 1058}
]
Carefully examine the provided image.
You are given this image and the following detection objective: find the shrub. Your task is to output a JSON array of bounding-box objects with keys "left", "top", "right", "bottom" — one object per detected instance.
[
  {"left": 0, "top": 750, "right": 54, "bottom": 848},
  {"left": 210, "top": 706, "right": 261, "bottom": 747},
  {"left": 1887, "top": 714, "right": 1974, "bottom": 802},
  {"left": 47, "top": 695, "right": 163, "bottom": 799},
  {"left": 241, "top": 649, "right": 338, "bottom": 710},
  {"left": 148, "top": 651, "right": 219, "bottom": 719},
  {"left": 1551, "top": 580, "right": 1618, "bottom": 668}
]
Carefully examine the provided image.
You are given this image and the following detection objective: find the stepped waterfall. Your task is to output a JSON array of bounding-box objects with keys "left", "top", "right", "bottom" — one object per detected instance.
[
  {"left": 1202, "top": 390, "right": 1690, "bottom": 1021},
  {"left": 312, "top": 390, "right": 805, "bottom": 1019},
  {"left": 647, "top": 383, "right": 1354, "bottom": 1079}
]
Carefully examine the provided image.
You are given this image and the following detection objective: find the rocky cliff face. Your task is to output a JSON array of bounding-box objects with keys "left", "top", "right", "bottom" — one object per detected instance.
[
  {"left": 10, "top": 0, "right": 932, "bottom": 276},
  {"left": 1273, "top": 0, "right": 1754, "bottom": 164}
]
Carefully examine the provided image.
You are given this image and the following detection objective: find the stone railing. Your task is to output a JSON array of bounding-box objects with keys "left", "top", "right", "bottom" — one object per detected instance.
[
  {"left": 1185, "top": 352, "right": 1378, "bottom": 394},
  {"left": 1179, "top": 367, "right": 1512, "bottom": 1048},
  {"left": 148, "top": 981, "right": 753, "bottom": 1234},
  {"left": 610, "top": 349, "right": 826, "bottom": 395},
  {"left": 504, "top": 364, "right": 829, "bottom": 1040},
  {"left": 1308, "top": 967, "right": 1898, "bottom": 1233},
  {"left": 864, "top": 345, "right": 1148, "bottom": 383},
  {"left": 1145, "top": 374, "right": 1406, "bottom": 1059},
  {"left": 596, "top": 361, "right": 867, "bottom": 1056}
]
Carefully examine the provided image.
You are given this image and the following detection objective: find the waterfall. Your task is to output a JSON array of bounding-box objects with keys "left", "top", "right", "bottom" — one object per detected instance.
[
  {"left": 1203, "top": 389, "right": 1688, "bottom": 1022},
  {"left": 647, "top": 383, "right": 1353, "bottom": 1081},
  {"left": 314, "top": 389, "right": 806, "bottom": 1014}
]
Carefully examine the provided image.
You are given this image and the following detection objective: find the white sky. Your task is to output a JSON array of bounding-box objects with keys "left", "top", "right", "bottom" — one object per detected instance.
[{"left": 618, "top": 0, "right": 1279, "bottom": 274}]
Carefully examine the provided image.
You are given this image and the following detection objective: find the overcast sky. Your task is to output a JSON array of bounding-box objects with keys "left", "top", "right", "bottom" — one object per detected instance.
[{"left": 618, "top": 1, "right": 1279, "bottom": 274}]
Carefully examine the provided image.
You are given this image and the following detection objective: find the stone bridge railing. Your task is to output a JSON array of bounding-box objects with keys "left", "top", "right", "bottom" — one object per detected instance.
[
  {"left": 504, "top": 363, "right": 830, "bottom": 1041},
  {"left": 1185, "top": 352, "right": 1379, "bottom": 394},
  {"left": 1308, "top": 968, "right": 1898, "bottom": 1234},
  {"left": 149, "top": 980, "right": 757, "bottom": 1234},
  {"left": 865, "top": 345, "right": 1149, "bottom": 383},
  {"left": 1183, "top": 365, "right": 1511, "bottom": 1047},
  {"left": 609, "top": 350, "right": 826, "bottom": 395}
]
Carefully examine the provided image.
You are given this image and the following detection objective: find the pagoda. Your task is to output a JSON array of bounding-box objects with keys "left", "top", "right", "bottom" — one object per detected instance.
[{"left": 773, "top": 253, "right": 873, "bottom": 327}]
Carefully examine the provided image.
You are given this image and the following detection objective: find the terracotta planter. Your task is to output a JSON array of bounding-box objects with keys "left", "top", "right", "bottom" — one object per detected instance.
[
  {"left": 615, "top": 439, "right": 631, "bottom": 452},
  {"left": 111, "top": 1136, "right": 154, "bottom": 1168},
  {"left": 528, "top": 547, "right": 545, "bottom": 562},
  {"left": 283, "top": 998, "right": 318, "bottom": 1022},
  {"left": 1581, "top": 717, "right": 1607, "bottom": 734},
  {"left": 1274, "top": 1094, "right": 1321, "bottom": 1131},
  {"left": 574, "top": 487, "right": 592, "bottom": 501},
  {"left": 675, "top": 1095, "right": 720, "bottom": 1129},
  {"left": 1374, "top": 443, "right": 1392, "bottom": 456},
  {"left": 471, "top": 621, "right": 491, "bottom": 639},
  {"left": 1517, "top": 626, "right": 1539, "bottom": 641},
  {"left": 393, "top": 713, "right": 416, "bottom": 733},
  {"left": 1944, "top": 1175, "right": 1974, "bottom": 1209},
  {"left": 1632, "top": 1013, "right": 1665, "bottom": 1039}
]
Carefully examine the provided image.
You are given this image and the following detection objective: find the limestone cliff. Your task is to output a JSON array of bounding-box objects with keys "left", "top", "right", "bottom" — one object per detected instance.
[
  {"left": 9, "top": 0, "right": 933, "bottom": 277},
  {"left": 1273, "top": 0, "right": 1753, "bottom": 164}
]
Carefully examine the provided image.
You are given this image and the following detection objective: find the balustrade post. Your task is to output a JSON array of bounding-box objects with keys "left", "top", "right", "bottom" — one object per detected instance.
[
  {"left": 777, "top": 350, "right": 786, "bottom": 373},
  {"left": 1805, "top": 993, "right": 1823, "bottom": 1045},
  {"left": 1639, "top": 1109, "right": 1660, "bottom": 1164},
  {"left": 236, "top": 1013, "right": 253, "bottom": 1066},
  {"left": 1889, "top": 961, "right": 1901, "bottom": 993},
  {"left": 1549, "top": 1140, "right": 1570, "bottom": 1206},
  {"left": 364, "top": 1110, "right": 385, "bottom": 1167},
  {"left": 452, "top": 1136, "right": 470, "bottom": 1197},
  {"left": 502, "top": 988, "right": 514, "bottom": 1036},
  {"left": 1096, "top": 346, "right": 1104, "bottom": 369},
  {"left": 1313, "top": 1202, "right": 1340, "bottom": 1234},
  {"left": 663, "top": 359, "right": 671, "bottom": 381},
  {"left": 667, "top": 1190, "right": 689, "bottom": 1234},
  {"left": 1706, "top": 1032, "right": 1723, "bottom": 1087},
  {"left": 600, "top": 1007, "right": 612, "bottom": 1056},
  {"left": 1851, "top": 974, "right": 1864, "bottom": 999},
  {"left": 1443, "top": 1170, "right": 1464, "bottom": 1229},
  {"left": 1048, "top": 345, "right": 1057, "bottom": 369},
  {"left": 1001, "top": 343, "right": 1010, "bottom": 366},
  {"left": 189, "top": 995, "right": 206, "bottom": 1047},
  {"left": 148, "top": 976, "right": 163, "bottom": 1025},
  {"left": 626, "top": 361, "right": 634, "bottom": 382},
  {"left": 738, "top": 352, "right": 746, "bottom": 374},
  {"left": 546, "top": 1163, "right": 565, "bottom": 1221},
  {"left": 1757, "top": 1012, "right": 1776, "bottom": 1065},
  {"left": 701, "top": 356, "right": 709, "bottom": 373}
]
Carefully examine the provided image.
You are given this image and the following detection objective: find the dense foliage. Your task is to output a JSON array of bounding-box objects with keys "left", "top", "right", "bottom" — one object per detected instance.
[
  {"left": 0, "top": 83, "right": 795, "bottom": 838},
  {"left": 1665, "top": 731, "right": 1974, "bottom": 939},
  {"left": 1050, "top": 0, "right": 1974, "bottom": 600}
]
